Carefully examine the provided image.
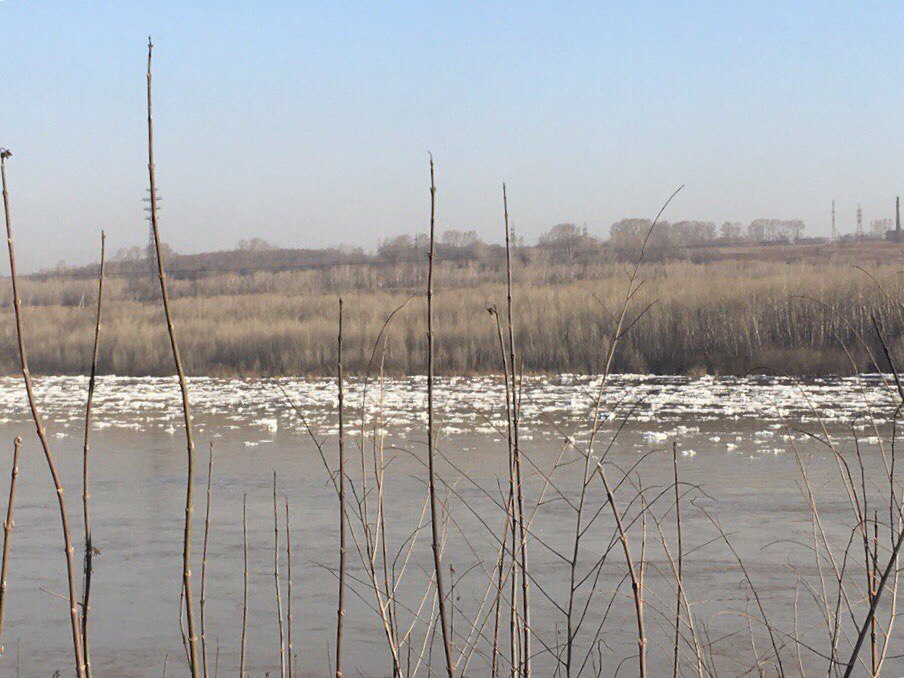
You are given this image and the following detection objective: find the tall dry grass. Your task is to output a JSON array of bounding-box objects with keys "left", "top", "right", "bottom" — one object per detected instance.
[{"left": 0, "top": 260, "right": 901, "bottom": 376}]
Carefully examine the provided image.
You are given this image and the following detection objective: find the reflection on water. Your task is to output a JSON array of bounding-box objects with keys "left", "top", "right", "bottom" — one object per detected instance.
[{"left": 0, "top": 375, "right": 898, "bottom": 676}]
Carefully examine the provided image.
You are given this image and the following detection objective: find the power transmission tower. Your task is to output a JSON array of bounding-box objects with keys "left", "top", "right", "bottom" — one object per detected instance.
[
  {"left": 856, "top": 203, "right": 863, "bottom": 239},
  {"left": 142, "top": 187, "right": 163, "bottom": 277},
  {"left": 831, "top": 199, "right": 837, "bottom": 240}
]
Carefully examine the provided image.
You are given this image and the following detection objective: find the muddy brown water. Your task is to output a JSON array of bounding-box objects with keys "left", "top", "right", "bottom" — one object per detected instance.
[{"left": 0, "top": 375, "right": 897, "bottom": 676}]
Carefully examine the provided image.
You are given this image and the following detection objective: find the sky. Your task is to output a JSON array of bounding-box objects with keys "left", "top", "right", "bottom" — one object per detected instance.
[{"left": 1, "top": 1, "right": 903, "bottom": 271}]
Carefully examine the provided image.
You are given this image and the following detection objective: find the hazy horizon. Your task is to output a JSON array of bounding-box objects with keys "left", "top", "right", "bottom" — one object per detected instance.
[{"left": 2, "top": 1, "right": 903, "bottom": 272}]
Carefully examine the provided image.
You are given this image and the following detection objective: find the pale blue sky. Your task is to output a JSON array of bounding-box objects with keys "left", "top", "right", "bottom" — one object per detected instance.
[{"left": 1, "top": 1, "right": 903, "bottom": 271}]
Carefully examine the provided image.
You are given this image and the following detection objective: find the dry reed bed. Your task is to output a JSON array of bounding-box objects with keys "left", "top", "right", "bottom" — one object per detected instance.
[{"left": 0, "top": 261, "right": 901, "bottom": 376}]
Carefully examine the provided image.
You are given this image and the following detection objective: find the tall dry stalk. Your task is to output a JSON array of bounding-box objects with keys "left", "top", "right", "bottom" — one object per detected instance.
[
  {"left": 870, "top": 510, "right": 878, "bottom": 677},
  {"left": 1, "top": 148, "right": 86, "bottom": 677},
  {"left": 0, "top": 437, "right": 21, "bottom": 654},
  {"left": 200, "top": 443, "right": 214, "bottom": 678},
  {"left": 285, "top": 498, "right": 294, "bottom": 678},
  {"left": 80, "top": 230, "right": 105, "bottom": 678},
  {"left": 273, "top": 471, "right": 286, "bottom": 678},
  {"left": 336, "top": 297, "right": 347, "bottom": 678},
  {"left": 239, "top": 493, "right": 249, "bottom": 677},
  {"left": 426, "top": 153, "right": 455, "bottom": 678},
  {"left": 672, "top": 441, "right": 683, "bottom": 678},
  {"left": 486, "top": 305, "right": 515, "bottom": 678},
  {"left": 502, "top": 183, "right": 530, "bottom": 677},
  {"left": 145, "top": 38, "right": 201, "bottom": 678}
]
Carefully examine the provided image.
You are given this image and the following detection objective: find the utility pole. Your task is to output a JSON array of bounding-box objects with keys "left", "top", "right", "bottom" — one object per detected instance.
[{"left": 856, "top": 203, "right": 863, "bottom": 239}]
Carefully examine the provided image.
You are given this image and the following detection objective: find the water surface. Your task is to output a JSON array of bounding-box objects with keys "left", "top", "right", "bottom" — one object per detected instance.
[{"left": 0, "top": 375, "right": 897, "bottom": 676}]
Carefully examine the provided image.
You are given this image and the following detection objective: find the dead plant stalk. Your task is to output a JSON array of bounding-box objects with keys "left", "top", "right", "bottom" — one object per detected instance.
[
  {"left": 0, "top": 437, "right": 21, "bottom": 654},
  {"left": 145, "top": 38, "right": 201, "bottom": 678},
  {"left": 200, "top": 443, "right": 214, "bottom": 678},
  {"left": 1, "top": 148, "right": 86, "bottom": 677},
  {"left": 239, "top": 493, "right": 249, "bottom": 677},
  {"left": 273, "top": 471, "right": 286, "bottom": 678},
  {"left": 502, "top": 183, "right": 530, "bottom": 677},
  {"left": 336, "top": 296, "right": 347, "bottom": 678},
  {"left": 80, "top": 230, "right": 105, "bottom": 678},
  {"left": 426, "top": 154, "right": 455, "bottom": 678}
]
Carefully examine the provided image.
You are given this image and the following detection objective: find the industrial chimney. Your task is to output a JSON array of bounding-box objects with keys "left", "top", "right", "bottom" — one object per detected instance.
[{"left": 897, "top": 196, "right": 901, "bottom": 238}]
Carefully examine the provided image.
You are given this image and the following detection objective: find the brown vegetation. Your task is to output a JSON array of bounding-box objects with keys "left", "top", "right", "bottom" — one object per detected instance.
[{"left": 0, "top": 258, "right": 902, "bottom": 376}]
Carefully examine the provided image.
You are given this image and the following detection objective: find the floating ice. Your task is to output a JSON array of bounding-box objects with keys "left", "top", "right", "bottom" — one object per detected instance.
[{"left": 0, "top": 374, "right": 894, "bottom": 441}]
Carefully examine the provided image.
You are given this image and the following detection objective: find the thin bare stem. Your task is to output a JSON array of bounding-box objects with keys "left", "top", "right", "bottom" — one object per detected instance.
[
  {"left": 0, "top": 437, "right": 21, "bottom": 654},
  {"left": 200, "top": 443, "right": 214, "bottom": 678},
  {"left": 145, "top": 38, "right": 200, "bottom": 677},
  {"left": 273, "top": 472, "right": 286, "bottom": 678},
  {"left": 503, "top": 183, "right": 531, "bottom": 678},
  {"left": 426, "top": 153, "right": 455, "bottom": 678},
  {"left": 285, "top": 498, "right": 294, "bottom": 678},
  {"left": 1, "top": 148, "right": 86, "bottom": 678},
  {"left": 80, "top": 230, "right": 104, "bottom": 678},
  {"left": 336, "top": 297, "right": 347, "bottom": 678},
  {"left": 487, "top": 305, "right": 515, "bottom": 678},
  {"left": 239, "top": 494, "right": 248, "bottom": 677},
  {"left": 871, "top": 511, "right": 878, "bottom": 677},
  {"left": 672, "top": 441, "right": 683, "bottom": 678}
]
